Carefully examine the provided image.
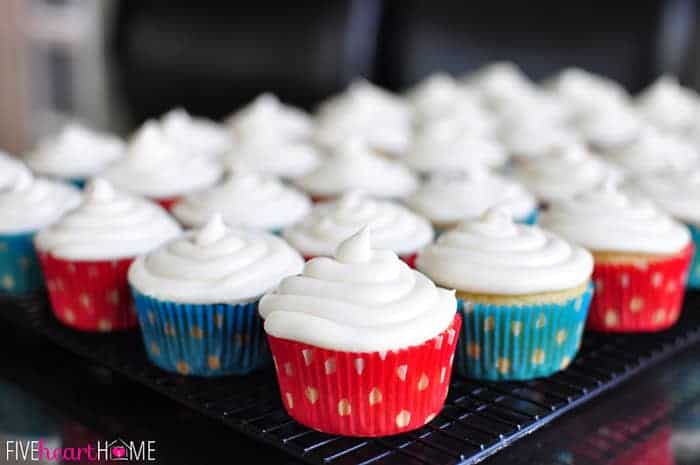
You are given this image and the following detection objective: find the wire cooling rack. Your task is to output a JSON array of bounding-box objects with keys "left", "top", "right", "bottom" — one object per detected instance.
[{"left": 2, "top": 292, "right": 700, "bottom": 465}]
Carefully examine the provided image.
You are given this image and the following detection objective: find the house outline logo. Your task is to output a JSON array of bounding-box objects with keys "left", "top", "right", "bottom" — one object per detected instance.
[{"left": 105, "top": 438, "right": 130, "bottom": 461}]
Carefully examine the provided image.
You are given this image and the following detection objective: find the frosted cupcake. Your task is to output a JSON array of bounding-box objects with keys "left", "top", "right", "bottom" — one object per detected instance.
[
  {"left": 513, "top": 143, "right": 622, "bottom": 204},
  {"left": 34, "top": 179, "right": 181, "bottom": 331},
  {"left": 544, "top": 68, "right": 630, "bottom": 117},
  {"left": 224, "top": 105, "right": 321, "bottom": 179},
  {"left": 627, "top": 169, "right": 700, "bottom": 289},
  {"left": 635, "top": 76, "right": 700, "bottom": 133},
  {"left": 25, "top": 124, "right": 125, "bottom": 188},
  {"left": 542, "top": 182, "right": 692, "bottom": 332},
  {"left": 226, "top": 93, "right": 313, "bottom": 141},
  {"left": 172, "top": 171, "right": 311, "bottom": 232},
  {"left": 405, "top": 166, "right": 538, "bottom": 232},
  {"left": 283, "top": 192, "right": 433, "bottom": 267},
  {"left": 0, "top": 166, "right": 81, "bottom": 294},
  {"left": 129, "top": 214, "right": 303, "bottom": 376},
  {"left": 417, "top": 208, "right": 594, "bottom": 380},
  {"left": 403, "top": 119, "right": 507, "bottom": 173},
  {"left": 103, "top": 122, "right": 223, "bottom": 210},
  {"left": 315, "top": 80, "right": 412, "bottom": 157},
  {"left": 160, "top": 108, "right": 232, "bottom": 160},
  {"left": 261, "top": 227, "right": 460, "bottom": 436},
  {"left": 603, "top": 126, "right": 698, "bottom": 176},
  {"left": 573, "top": 102, "right": 642, "bottom": 152},
  {"left": 295, "top": 140, "right": 418, "bottom": 201},
  {"left": 499, "top": 118, "right": 580, "bottom": 162}
]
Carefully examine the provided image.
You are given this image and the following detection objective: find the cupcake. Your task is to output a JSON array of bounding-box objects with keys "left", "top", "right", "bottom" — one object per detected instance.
[
  {"left": 295, "top": 140, "right": 418, "bottom": 202},
  {"left": 0, "top": 166, "right": 81, "bottom": 295},
  {"left": 405, "top": 166, "right": 538, "bottom": 232},
  {"left": 224, "top": 108, "right": 321, "bottom": 179},
  {"left": 542, "top": 182, "right": 692, "bottom": 332},
  {"left": 403, "top": 119, "right": 507, "bottom": 174},
  {"left": 260, "top": 227, "right": 460, "bottom": 436},
  {"left": 544, "top": 67, "right": 630, "bottom": 117},
  {"left": 103, "top": 122, "right": 223, "bottom": 210},
  {"left": 160, "top": 108, "right": 232, "bottom": 160},
  {"left": 513, "top": 143, "right": 622, "bottom": 204},
  {"left": 603, "top": 126, "right": 698, "bottom": 176},
  {"left": 405, "top": 73, "right": 494, "bottom": 132},
  {"left": 226, "top": 93, "right": 313, "bottom": 141},
  {"left": 499, "top": 117, "right": 580, "bottom": 162},
  {"left": 34, "top": 179, "right": 181, "bottom": 331},
  {"left": 129, "top": 214, "right": 304, "bottom": 376},
  {"left": 417, "top": 208, "right": 594, "bottom": 380},
  {"left": 573, "top": 101, "right": 642, "bottom": 152},
  {"left": 25, "top": 123, "right": 125, "bottom": 188},
  {"left": 172, "top": 171, "right": 311, "bottom": 233},
  {"left": 283, "top": 192, "right": 433, "bottom": 267},
  {"left": 635, "top": 75, "right": 700, "bottom": 133},
  {"left": 627, "top": 168, "right": 700, "bottom": 289},
  {"left": 315, "top": 80, "right": 413, "bottom": 157}
]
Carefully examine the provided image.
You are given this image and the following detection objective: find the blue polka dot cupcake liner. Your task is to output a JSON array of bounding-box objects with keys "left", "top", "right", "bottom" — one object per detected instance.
[
  {"left": 455, "top": 282, "right": 593, "bottom": 381},
  {"left": 686, "top": 224, "right": 700, "bottom": 289},
  {"left": 132, "top": 289, "right": 270, "bottom": 376},
  {"left": 0, "top": 231, "right": 44, "bottom": 295}
]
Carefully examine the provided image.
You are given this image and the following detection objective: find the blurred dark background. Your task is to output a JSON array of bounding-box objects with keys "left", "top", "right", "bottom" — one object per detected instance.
[{"left": 0, "top": 0, "right": 698, "bottom": 151}]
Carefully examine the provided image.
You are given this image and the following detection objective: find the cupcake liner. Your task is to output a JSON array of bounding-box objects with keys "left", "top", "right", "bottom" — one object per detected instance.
[
  {"left": 303, "top": 253, "right": 418, "bottom": 268},
  {"left": 0, "top": 231, "right": 44, "bottom": 295},
  {"left": 687, "top": 224, "right": 700, "bottom": 289},
  {"left": 154, "top": 197, "right": 181, "bottom": 211},
  {"left": 132, "top": 288, "right": 269, "bottom": 376},
  {"left": 66, "top": 177, "right": 86, "bottom": 189},
  {"left": 267, "top": 314, "right": 461, "bottom": 437},
  {"left": 456, "top": 283, "right": 593, "bottom": 381},
  {"left": 36, "top": 251, "right": 138, "bottom": 331},
  {"left": 587, "top": 244, "right": 693, "bottom": 332}
]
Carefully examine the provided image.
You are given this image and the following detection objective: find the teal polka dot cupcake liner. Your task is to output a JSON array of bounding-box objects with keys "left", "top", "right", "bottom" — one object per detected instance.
[
  {"left": 455, "top": 282, "right": 593, "bottom": 381},
  {"left": 132, "top": 289, "right": 270, "bottom": 376},
  {"left": 0, "top": 232, "right": 44, "bottom": 295},
  {"left": 687, "top": 224, "right": 700, "bottom": 289}
]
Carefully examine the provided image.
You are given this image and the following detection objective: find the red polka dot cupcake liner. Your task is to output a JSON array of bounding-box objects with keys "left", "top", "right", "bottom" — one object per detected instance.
[
  {"left": 154, "top": 196, "right": 181, "bottom": 212},
  {"left": 303, "top": 253, "right": 417, "bottom": 268},
  {"left": 587, "top": 244, "right": 694, "bottom": 333},
  {"left": 267, "top": 314, "right": 461, "bottom": 437},
  {"left": 37, "top": 251, "right": 138, "bottom": 332}
]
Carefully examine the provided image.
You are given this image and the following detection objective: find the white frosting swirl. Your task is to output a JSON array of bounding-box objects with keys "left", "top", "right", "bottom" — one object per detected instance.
[
  {"left": 542, "top": 181, "right": 690, "bottom": 254},
  {"left": 160, "top": 108, "right": 232, "bottom": 159},
  {"left": 35, "top": 179, "right": 182, "bottom": 260},
  {"left": 462, "top": 62, "right": 536, "bottom": 110},
  {"left": 283, "top": 192, "right": 433, "bottom": 256},
  {"left": 627, "top": 168, "right": 700, "bottom": 225},
  {"left": 499, "top": 119, "right": 580, "bottom": 160},
  {"left": 514, "top": 143, "right": 622, "bottom": 202},
  {"left": 226, "top": 93, "right": 313, "bottom": 141},
  {"left": 26, "top": 124, "right": 125, "bottom": 179},
  {"left": 172, "top": 171, "right": 311, "bottom": 230},
  {"left": 225, "top": 136, "right": 321, "bottom": 179},
  {"left": 635, "top": 76, "right": 700, "bottom": 132},
  {"left": 404, "top": 119, "right": 507, "bottom": 172},
  {"left": 406, "top": 73, "right": 491, "bottom": 126},
  {"left": 103, "top": 121, "right": 223, "bottom": 198},
  {"left": 604, "top": 126, "right": 699, "bottom": 175},
  {"left": 574, "top": 102, "right": 641, "bottom": 150},
  {"left": 315, "top": 80, "right": 412, "bottom": 155},
  {"left": 295, "top": 140, "right": 419, "bottom": 199},
  {"left": 405, "top": 167, "right": 536, "bottom": 225},
  {"left": 129, "top": 214, "right": 304, "bottom": 304},
  {"left": 260, "top": 227, "right": 456, "bottom": 351},
  {"left": 417, "top": 209, "right": 593, "bottom": 294},
  {"left": 0, "top": 165, "right": 81, "bottom": 234},
  {"left": 545, "top": 68, "right": 629, "bottom": 116}
]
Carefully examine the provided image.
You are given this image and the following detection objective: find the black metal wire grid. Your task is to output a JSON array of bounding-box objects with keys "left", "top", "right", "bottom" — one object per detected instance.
[{"left": 1, "top": 292, "right": 700, "bottom": 465}]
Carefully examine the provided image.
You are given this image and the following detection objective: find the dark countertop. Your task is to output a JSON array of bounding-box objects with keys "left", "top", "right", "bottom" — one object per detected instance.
[{"left": 1, "top": 319, "right": 700, "bottom": 465}]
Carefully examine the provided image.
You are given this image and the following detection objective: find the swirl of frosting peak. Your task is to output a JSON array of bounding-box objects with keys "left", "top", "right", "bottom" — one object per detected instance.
[
  {"left": 0, "top": 163, "right": 81, "bottom": 233},
  {"left": 635, "top": 75, "right": 700, "bottom": 132},
  {"left": 417, "top": 208, "right": 593, "bottom": 294},
  {"left": 283, "top": 192, "right": 433, "bottom": 256},
  {"left": 260, "top": 228, "right": 456, "bottom": 351},
  {"left": 627, "top": 167, "right": 700, "bottom": 224},
  {"left": 226, "top": 93, "right": 313, "bottom": 141},
  {"left": 172, "top": 171, "right": 311, "bottom": 230},
  {"left": 128, "top": 215, "right": 304, "bottom": 304},
  {"left": 35, "top": 178, "right": 181, "bottom": 260},
  {"left": 26, "top": 124, "right": 125, "bottom": 179},
  {"left": 160, "top": 108, "right": 232, "bottom": 159},
  {"left": 103, "top": 121, "right": 223, "bottom": 198},
  {"left": 542, "top": 182, "right": 690, "bottom": 254}
]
